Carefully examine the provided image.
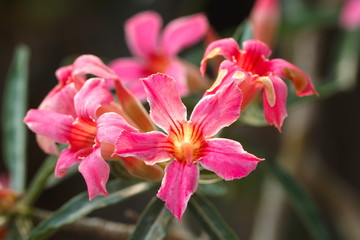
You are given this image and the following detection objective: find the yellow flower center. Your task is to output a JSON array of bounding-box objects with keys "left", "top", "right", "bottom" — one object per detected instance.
[{"left": 168, "top": 122, "right": 205, "bottom": 164}]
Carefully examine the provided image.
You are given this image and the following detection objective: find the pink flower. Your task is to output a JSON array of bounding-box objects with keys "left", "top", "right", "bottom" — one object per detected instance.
[
  {"left": 201, "top": 38, "right": 318, "bottom": 131},
  {"left": 250, "top": 0, "right": 280, "bottom": 46},
  {"left": 37, "top": 55, "right": 119, "bottom": 155},
  {"left": 340, "top": 0, "right": 360, "bottom": 30},
  {"left": 24, "top": 79, "right": 132, "bottom": 200},
  {"left": 114, "top": 73, "right": 262, "bottom": 221},
  {"left": 110, "top": 11, "right": 208, "bottom": 101}
]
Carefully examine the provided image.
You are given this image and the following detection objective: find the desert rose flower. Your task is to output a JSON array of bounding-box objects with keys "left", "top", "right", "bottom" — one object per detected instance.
[
  {"left": 201, "top": 38, "right": 318, "bottom": 131},
  {"left": 114, "top": 73, "right": 263, "bottom": 221},
  {"left": 110, "top": 11, "right": 209, "bottom": 100}
]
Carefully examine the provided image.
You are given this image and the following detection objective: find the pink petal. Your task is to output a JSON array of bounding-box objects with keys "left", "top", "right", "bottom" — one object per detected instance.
[
  {"left": 166, "top": 60, "right": 189, "bottom": 97},
  {"left": 260, "top": 76, "right": 288, "bottom": 131},
  {"left": 204, "top": 60, "right": 248, "bottom": 96},
  {"left": 190, "top": 82, "right": 241, "bottom": 137},
  {"left": 157, "top": 160, "right": 199, "bottom": 221},
  {"left": 340, "top": 0, "right": 360, "bottom": 30},
  {"left": 242, "top": 39, "right": 272, "bottom": 58},
  {"left": 142, "top": 73, "right": 187, "bottom": 133},
  {"left": 125, "top": 11, "right": 162, "bottom": 58},
  {"left": 73, "top": 55, "right": 118, "bottom": 88},
  {"left": 55, "top": 148, "right": 81, "bottom": 178},
  {"left": 39, "top": 82, "right": 77, "bottom": 117},
  {"left": 161, "top": 13, "right": 208, "bottom": 56},
  {"left": 237, "top": 39, "right": 271, "bottom": 76},
  {"left": 36, "top": 135, "right": 59, "bottom": 155},
  {"left": 24, "top": 109, "right": 73, "bottom": 144},
  {"left": 200, "top": 138, "right": 263, "bottom": 180},
  {"left": 78, "top": 147, "right": 110, "bottom": 200},
  {"left": 200, "top": 38, "right": 240, "bottom": 76},
  {"left": 55, "top": 65, "right": 73, "bottom": 85},
  {"left": 114, "top": 130, "right": 171, "bottom": 165},
  {"left": 269, "top": 59, "right": 318, "bottom": 96},
  {"left": 96, "top": 112, "right": 138, "bottom": 144},
  {"left": 109, "top": 58, "right": 148, "bottom": 101},
  {"left": 74, "top": 78, "right": 114, "bottom": 121}
]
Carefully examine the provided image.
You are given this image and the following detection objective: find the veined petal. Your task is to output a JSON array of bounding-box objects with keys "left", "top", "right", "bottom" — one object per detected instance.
[
  {"left": 78, "top": 147, "right": 110, "bottom": 200},
  {"left": 260, "top": 76, "right": 288, "bottom": 131},
  {"left": 200, "top": 138, "right": 262, "bottom": 180},
  {"left": 166, "top": 60, "right": 189, "bottom": 97},
  {"left": 242, "top": 39, "right": 272, "bottom": 58},
  {"left": 161, "top": 13, "right": 208, "bottom": 56},
  {"left": 72, "top": 54, "right": 118, "bottom": 81},
  {"left": 96, "top": 112, "right": 138, "bottom": 144},
  {"left": 74, "top": 78, "right": 113, "bottom": 121},
  {"left": 142, "top": 73, "right": 187, "bottom": 133},
  {"left": 55, "top": 148, "right": 81, "bottom": 178},
  {"left": 269, "top": 58, "right": 318, "bottom": 96},
  {"left": 157, "top": 160, "right": 199, "bottom": 221},
  {"left": 190, "top": 82, "right": 242, "bottom": 138},
  {"left": 200, "top": 38, "right": 240, "bottom": 76},
  {"left": 205, "top": 60, "right": 247, "bottom": 96},
  {"left": 24, "top": 109, "right": 73, "bottom": 144},
  {"left": 125, "top": 11, "right": 162, "bottom": 58},
  {"left": 39, "top": 82, "right": 77, "bottom": 117},
  {"left": 55, "top": 65, "right": 73, "bottom": 85},
  {"left": 114, "top": 130, "right": 171, "bottom": 165}
]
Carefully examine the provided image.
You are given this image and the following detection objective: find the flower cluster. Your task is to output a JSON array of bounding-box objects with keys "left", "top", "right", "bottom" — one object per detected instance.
[{"left": 24, "top": 11, "right": 317, "bottom": 221}]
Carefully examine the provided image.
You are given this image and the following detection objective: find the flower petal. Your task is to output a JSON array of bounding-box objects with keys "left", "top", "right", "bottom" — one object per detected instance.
[
  {"left": 200, "top": 38, "right": 240, "bottom": 76},
  {"left": 74, "top": 78, "right": 114, "bottom": 121},
  {"left": 72, "top": 54, "right": 118, "bottom": 80},
  {"left": 190, "top": 82, "right": 241, "bottom": 137},
  {"left": 125, "top": 11, "right": 162, "bottom": 58},
  {"left": 55, "top": 148, "right": 81, "bottom": 178},
  {"left": 269, "top": 58, "right": 318, "bottom": 96},
  {"left": 114, "top": 130, "right": 171, "bottom": 165},
  {"left": 24, "top": 109, "right": 73, "bottom": 144},
  {"left": 96, "top": 112, "right": 138, "bottom": 144},
  {"left": 55, "top": 65, "right": 73, "bottom": 85},
  {"left": 200, "top": 138, "right": 262, "bottom": 180},
  {"left": 78, "top": 147, "right": 109, "bottom": 200},
  {"left": 142, "top": 73, "right": 187, "bottom": 133},
  {"left": 340, "top": 0, "right": 360, "bottom": 30},
  {"left": 242, "top": 39, "right": 272, "bottom": 58},
  {"left": 39, "top": 82, "right": 77, "bottom": 117},
  {"left": 259, "top": 76, "right": 288, "bottom": 131},
  {"left": 36, "top": 135, "right": 59, "bottom": 155},
  {"left": 166, "top": 60, "right": 189, "bottom": 97},
  {"left": 204, "top": 60, "right": 248, "bottom": 96},
  {"left": 161, "top": 13, "right": 208, "bottom": 56},
  {"left": 157, "top": 160, "right": 199, "bottom": 221}
]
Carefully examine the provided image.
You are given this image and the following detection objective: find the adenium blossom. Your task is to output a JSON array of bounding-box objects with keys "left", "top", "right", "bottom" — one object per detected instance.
[
  {"left": 24, "top": 78, "right": 162, "bottom": 200},
  {"left": 114, "top": 73, "right": 262, "bottom": 221},
  {"left": 250, "top": 0, "right": 280, "bottom": 46},
  {"left": 37, "top": 55, "right": 120, "bottom": 155},
  {"left": 110, "top": 11, "right": 208, "bottom": 100},
  {"left": 340, "top": 0, "right": 360, "bottom": 30},
  {"left": 201, "top": 38, "right": 318, "bottom": 131}
]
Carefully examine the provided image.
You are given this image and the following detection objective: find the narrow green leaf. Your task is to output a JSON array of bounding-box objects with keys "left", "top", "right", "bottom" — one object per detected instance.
[
  {"left": 2, "top": 44, "right": 30, "bottom": 192},
  {"left": 129, "top": 197, "right": 172, "bottom": 240},
  {"left": 267, "top": 162, "right": 333, "bottom": 240},
  {"left": 232, "top": 20, "right": 253, "bottom": 45},
  {"left": 188, "top": 193, "right": 239, "bottom": 240},
  {"left": 29, "top": 180, "right": 157, "bottom": 240}
]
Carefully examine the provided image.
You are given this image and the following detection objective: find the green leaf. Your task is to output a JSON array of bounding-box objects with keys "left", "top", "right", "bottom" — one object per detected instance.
[
  {"left": 129, "top": 197, "right": 172, "bottom": 240},
  {"left": 267, "top": 162, "right": 333, "bottom": 240},
  {"left": 232, "top": 20, "right": 253, "bottom": 45},
  {"left": 188, "top": 193, "right": 239, "bottom": 240},
  {"left": 29, "top": 180, "right": 157, "bottom": 240},
  {"left": 2, "top": 44, "right": 30, "bottom": 193}
]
